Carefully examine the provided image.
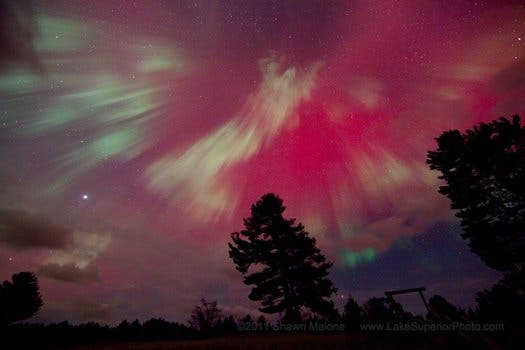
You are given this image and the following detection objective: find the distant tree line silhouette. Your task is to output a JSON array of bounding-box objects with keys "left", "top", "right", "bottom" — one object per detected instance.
[{"left": 2, "top": 291, "right": 520, "bottom": 349}]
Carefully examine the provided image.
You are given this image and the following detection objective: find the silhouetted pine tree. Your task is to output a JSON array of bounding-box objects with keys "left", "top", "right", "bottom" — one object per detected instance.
[{"left": 228, "top": 193, "right": 337, "bottom": 323}]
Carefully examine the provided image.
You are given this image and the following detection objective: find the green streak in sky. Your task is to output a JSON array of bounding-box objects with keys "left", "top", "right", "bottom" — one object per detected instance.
[
  {"left": 3, "top": 11, "right": 184, "bottom": 193},
  {"left": 0, "top": 71, "right": 42, "bottom": 94},
  {"left": 35, "top": 15, "right": 93, "bottom": 52},
  {"left": 36, "top": 102, "right": 77, "bottom": 129},
  {"left": 138, "top": 55, "right": 173, "bottom": 73},
  {"left": 91, "top": 128, "right": 138, "bottom": 158},
  {"left": 341, "top": 248, "right": 376, "bottom": 267},
  {"left": 133, "top": 41, "right": 185, "bottom": 73},
  {"left": 30, "top": 75, "right": 158, "bottom": 132}
]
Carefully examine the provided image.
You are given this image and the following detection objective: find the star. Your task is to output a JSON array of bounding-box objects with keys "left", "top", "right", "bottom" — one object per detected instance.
[{"left": 82, "top": 194, "right": 89, "bottom": 200}]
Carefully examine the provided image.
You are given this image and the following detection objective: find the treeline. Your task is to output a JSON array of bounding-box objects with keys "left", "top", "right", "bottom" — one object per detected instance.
[
  {"left": 5, "top": 319, "right": 194, "bottom": 348},
  {"left": 3, "top": 286, "right": 523, "bottom": 349}
]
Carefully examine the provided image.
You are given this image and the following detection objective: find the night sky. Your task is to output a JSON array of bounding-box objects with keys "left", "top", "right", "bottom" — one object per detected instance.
[{"left": 1, "top": 0, "right": 524, "bottom": 324}]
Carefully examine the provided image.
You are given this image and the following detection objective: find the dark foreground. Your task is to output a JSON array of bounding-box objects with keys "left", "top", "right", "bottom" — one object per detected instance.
[{"left": 67, "top": 333, "right": 520, "bottom": 350}]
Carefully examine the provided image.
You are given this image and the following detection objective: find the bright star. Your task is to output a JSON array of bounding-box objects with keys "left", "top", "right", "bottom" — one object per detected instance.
[{"left": 82, "top": 194, "right": 89, "bottom": 200}]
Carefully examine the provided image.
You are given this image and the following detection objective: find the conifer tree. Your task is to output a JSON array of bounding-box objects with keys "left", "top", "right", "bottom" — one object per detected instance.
[{"left": 228, "top": 193, "right": 337, "bottom": 322}]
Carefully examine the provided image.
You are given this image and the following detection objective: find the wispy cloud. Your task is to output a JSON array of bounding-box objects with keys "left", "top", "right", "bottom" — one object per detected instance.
[{"left": 0, "top": 209, "right": 72, "bottom": 250}]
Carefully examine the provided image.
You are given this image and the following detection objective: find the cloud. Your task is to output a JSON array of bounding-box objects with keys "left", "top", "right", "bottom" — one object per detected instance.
[
  {"left": 347, "top": 77, "right": 385, "bottom": 110},
  {"left": 145, "top": 56, "right": 321, "bottom": 219},
  {"left": 70, "top": 296, "right": 111, "bottom": 321},
  {"left": 43, "top": 231, "right": 111, "bottom": 268},
  {"left": 38, "top": 263, "right": 100, "bottom": 284},
  {"left": 0, "top": 209, "right": 72, "bottom": 250},
  {"left": 328, "top": 146, "right": 451, "bottom": 255}
]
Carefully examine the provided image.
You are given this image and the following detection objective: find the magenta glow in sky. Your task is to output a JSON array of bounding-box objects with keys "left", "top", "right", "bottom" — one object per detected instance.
[{"left": 0, "top": 0, "right": 524, "bottom": 323}]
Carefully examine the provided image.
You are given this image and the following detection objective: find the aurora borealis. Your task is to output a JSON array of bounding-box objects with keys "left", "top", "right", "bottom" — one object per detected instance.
[{"left": 1, "top": 0, "right": 524, "bottom": 323}]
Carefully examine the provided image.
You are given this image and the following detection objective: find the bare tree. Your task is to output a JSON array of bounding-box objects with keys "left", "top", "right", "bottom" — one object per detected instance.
[{"left": 189, "top": 299, "right": 221, "bottom": 334}]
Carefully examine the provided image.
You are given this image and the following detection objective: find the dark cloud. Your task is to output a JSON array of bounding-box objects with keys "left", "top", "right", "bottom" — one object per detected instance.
[
  {"left": 0, "top": 209, "right": 72, "bottom": 250},
  {"left": 70, "top": 296, "right": 111, "bottom": 321},
  {"left": 38, "top": 263, "right": 100, "bottom": 284}
]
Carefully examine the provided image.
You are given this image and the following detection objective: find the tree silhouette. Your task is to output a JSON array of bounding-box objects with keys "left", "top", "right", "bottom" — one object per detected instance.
[
  {"left": 216, "top": 315, "right": 237, "bottom": 334},
  {"left": 239, "top": 314, "right": 254, "bottom": 325},
  {"left": 256, "top": 315, "right": 267, "bottom": 329},
  {"left": 228, "top": 193, "right": 337, "bottom": 323},
  {"left": 188, "top": 299, "right": 221, "bottom": 334},
  {"left": 427, "top": 115, "right": 524, "bottom": 273},
  {"left": 363, "top": 297, "right": 413, "bottom": 323},
  {"left": 474, "top": 268, "right": 525, "bottom": 322},
  {"left": 0, "top": 272, "right": 43, "bottom": 325},
  {"left": 427, "top": 295, "right": 464, "bottom": 321},
  {"left": 342, "top": 295, "right": 363, "bottom": 331}
]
